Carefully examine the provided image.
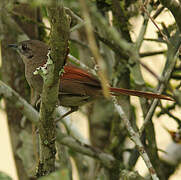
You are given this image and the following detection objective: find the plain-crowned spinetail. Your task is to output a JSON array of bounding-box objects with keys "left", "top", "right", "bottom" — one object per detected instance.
[{"left": 8, "top": 40, "right": 173, "bottom": 107}]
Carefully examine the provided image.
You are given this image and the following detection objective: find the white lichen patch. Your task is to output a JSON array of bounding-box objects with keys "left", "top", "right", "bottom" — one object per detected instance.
[
  {"left": 33, "top": 50, "right": 53, "bottom": 77},
  {"left": 33, "top": 66, "right": 47, "bottom": 76},
  {"left": 47, "top": 50, "right": 53, "bottom": 65}
]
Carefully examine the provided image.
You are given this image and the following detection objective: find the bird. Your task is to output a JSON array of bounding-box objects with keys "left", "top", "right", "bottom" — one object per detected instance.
[{"left": 8, "top": 40, "right": 173, "bottom": 108}]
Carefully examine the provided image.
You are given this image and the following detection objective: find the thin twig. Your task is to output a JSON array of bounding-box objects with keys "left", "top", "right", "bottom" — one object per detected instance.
[
  {"left": 65, "top": 7, "right": 130, "bottom": 59},
  {"left": 0, "top": 80, "right": 39, "bottom": 123},
  {"left": 152, "top": 6, "right": 165, "bottom": 19},
  {"left": 70, "top": 21, "right": 85, "bottom": 32},
  {"left": 112, "top": 97, "right": 159, "bottom": 180},
  {"left": 137, "top": 60, "right": 162, "bottom": 82},
  {"left": 70, "top": 37, "right": 90, "bottom": 49},
  {"left": 142, "top": 5, "right": 169, "bottom": 43},
  {"left": 140, "top": 50, "right": 166, "bottom": 57},
  {"left": 55, "top": 107, "right": 89, "bottom": 144},
  {"left": 144, "top": 38, "right": 166, "bottom": 43},
  {"left": 56, "top": 130, "right": 115, "bottom": 169},
  {"left": 64, "top": 7, "right": 83, "bottom": 24},
  {"left": 10, "top": 11, "right": 51, "bottom": 30},
  {"left": 140, "top": 36, "right": 181, "bottom": 134},
  {"left": 68, "top": 54, "right": 97, "bottom": 76},
  {"left": 128, "top": 4, "right": 163, "bottom": 174},
  {"left": 79, "top": 0, "right": 110, "bottom": 98}
]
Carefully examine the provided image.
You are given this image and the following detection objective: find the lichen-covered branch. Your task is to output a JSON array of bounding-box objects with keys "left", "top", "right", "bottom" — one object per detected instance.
[
  {"left": 0, "top": 80, "right": 39, "bottom": 124},
  {"left": 36, "top": 1, "right": 70, "bottom": 177},
  {"left": 112, "top": 97, "right": 159, "bottom": 180},
  {"left": 56, "top": 131, "right": 115, "bottom": 169}
]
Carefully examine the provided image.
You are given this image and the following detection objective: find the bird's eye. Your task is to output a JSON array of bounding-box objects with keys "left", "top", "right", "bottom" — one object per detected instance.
[{"left": 21, "top": 44, "right": 28, "bottom": 51}]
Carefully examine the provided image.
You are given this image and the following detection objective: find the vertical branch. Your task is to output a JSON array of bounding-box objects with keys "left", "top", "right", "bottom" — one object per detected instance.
[
  {"left": 36, "top": 1, "right": 70, "bottom": 176},
  {"left": 140, "top": 36, "right": 181, "bottom": 134},
  {"left": 79, "top": 0, "right": 110, "bottom": 98},
  {"left": 128, "top": 5, "right": 165, "bottom": 177}
]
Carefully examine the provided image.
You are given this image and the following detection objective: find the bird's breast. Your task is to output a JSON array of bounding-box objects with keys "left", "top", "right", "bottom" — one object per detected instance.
[{"left": 25, "top": 65, "right": 43, "bottom": 94}]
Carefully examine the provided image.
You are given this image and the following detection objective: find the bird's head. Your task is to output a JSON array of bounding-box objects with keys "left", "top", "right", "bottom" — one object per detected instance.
[{"left": 8, "top": 40, "right": 49, "bottom": 65}]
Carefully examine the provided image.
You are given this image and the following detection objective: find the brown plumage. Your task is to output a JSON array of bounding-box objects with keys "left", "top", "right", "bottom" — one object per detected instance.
[{"left": 8, "top": 40, "right": 173, "bottom": 107}]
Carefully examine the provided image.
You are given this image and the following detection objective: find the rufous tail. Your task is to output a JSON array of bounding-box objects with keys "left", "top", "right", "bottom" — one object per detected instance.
[{"left": 110, "top": 87, "right": 173, "bottom": 101}]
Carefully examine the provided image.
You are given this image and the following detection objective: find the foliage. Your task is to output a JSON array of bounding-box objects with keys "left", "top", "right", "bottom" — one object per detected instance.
[{"left": 1, "top": 0, "right": 181, "bottom": 180}]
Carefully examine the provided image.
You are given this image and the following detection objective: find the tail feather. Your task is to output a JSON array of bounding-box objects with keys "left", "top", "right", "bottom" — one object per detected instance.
[{"left": 110, "top": 87, "right": 173, "bottom": 101}]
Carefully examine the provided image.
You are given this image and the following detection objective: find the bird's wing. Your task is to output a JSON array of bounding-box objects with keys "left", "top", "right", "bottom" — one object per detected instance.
[{"left": 61, "top": 65, "right": 101, "bottom": 87}]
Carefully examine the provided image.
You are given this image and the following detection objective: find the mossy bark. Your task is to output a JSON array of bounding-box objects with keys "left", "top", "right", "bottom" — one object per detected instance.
[{"left": 36, "top": 2, "right": 70, "bottom": 176}]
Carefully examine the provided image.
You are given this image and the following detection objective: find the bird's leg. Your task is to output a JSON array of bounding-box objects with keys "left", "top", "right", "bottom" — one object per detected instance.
[
  {"left": 30, "top": 88, "right": 40, "bottom": 107},
  {"left": 30, "top": 88, "right": 41, "bottom": 167},
  {"left": 55, "top": 106, "right": 78, "bottom": 123}
]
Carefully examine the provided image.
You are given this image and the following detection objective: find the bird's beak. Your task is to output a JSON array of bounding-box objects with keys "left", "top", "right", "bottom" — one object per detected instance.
[{"left": 8, "top": 44, "right": 18, "bottom": 50}]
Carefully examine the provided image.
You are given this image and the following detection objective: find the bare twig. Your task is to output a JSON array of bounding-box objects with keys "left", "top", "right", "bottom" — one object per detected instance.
[
  {"left": 140, "top": 35, "right": 181, "bottom": 134},
  {"left": 56, "top": 131, "right": 115, "bottom": 169},
  {"left": 143, "top": 38, "right": 166, "bottom": 43},
  {"left": 140, "top": 50, "right": 166, "bottom": 57},
  {"left": 142, "top": 5, "right": 169, "bottom": 43},
  {"left": 112, "top": 97, "right": 159, "bottom": 180},
  {"left": 137, "top": 60, "right": 162, "bottom": 82},
  {"left": 0, "top": 80, "right": 39, "bottom": 123},
  {"left": 79, "top": 0, "right": 110, "bottom": 98},
  {"left": 152, "top": 6, "right": 165, "bottom": 19},
  {"left": 129, "top": 4, "right": 164, "bottom": 175},
  {"left": 64, "top": 7, "right": 83, "bottom": 25},
  {"left": 10, "top": 11, "right": 51, "bottom": 30},
  {"left": 68, "top": 54, "right": 97, "bottom": 76},
  {"left": 70, "top": 37, "right": 90, "bottom": 49}
]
